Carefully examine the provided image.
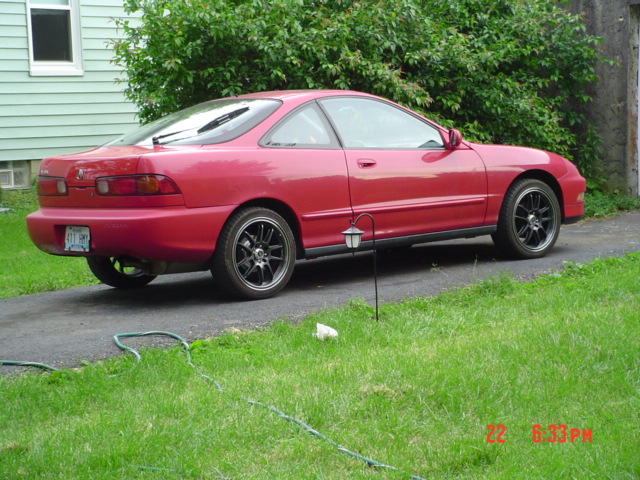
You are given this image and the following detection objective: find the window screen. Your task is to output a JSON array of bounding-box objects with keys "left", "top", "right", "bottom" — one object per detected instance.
[{"left": 31, "top": 8, "right": 72, "bottom": 61}]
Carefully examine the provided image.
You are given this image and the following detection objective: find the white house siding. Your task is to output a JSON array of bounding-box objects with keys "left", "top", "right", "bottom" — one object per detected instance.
[{"left": 0, "top": 0, "right": 139, "bottom": 188}]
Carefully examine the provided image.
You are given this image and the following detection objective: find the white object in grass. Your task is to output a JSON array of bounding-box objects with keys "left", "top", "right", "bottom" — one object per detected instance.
[{"left": 313, "top": 323, "right": 338, "bottom": 340}]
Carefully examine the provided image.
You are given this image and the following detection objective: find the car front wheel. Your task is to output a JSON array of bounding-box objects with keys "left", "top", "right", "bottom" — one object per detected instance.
[
  {"left": 492, "top": 178, "right": 561, "bottom": 259},
  {"left": 86, "top": 256, "right": 157, "bottom": 288},
  {"left": 212, "top": 207, "right": 296, "bottom": 300}
]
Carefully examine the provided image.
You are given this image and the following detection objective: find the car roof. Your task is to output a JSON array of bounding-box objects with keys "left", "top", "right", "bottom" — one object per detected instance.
[{"left": 233, "top": 89, "right": 372, "bottom": 102}]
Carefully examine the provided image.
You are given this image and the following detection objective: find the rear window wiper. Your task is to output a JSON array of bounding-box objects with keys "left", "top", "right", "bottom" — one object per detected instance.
[
  {"left": 152, "top": 107, "right": 251, "bottom": 145},
  {"left": 152, "top": 129, "right": 190, "bottom": 146},
  {"left": 197, "top": 107, "right": 250, "bottom": 134}
]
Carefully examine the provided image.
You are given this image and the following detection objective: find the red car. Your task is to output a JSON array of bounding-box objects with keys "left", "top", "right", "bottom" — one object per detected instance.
[{"left": 26, "top": 90, "right": 586, "bottom": 299}]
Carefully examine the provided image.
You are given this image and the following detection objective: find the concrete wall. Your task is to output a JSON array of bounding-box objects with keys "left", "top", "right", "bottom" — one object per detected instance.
[{"left": 568, "top": 0, "right": 639, "bottom": 195}]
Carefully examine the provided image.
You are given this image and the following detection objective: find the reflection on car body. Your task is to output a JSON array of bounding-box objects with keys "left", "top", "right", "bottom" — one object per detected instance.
[{"left": 27, "top": 90, "right": 586, "bottom": 299}]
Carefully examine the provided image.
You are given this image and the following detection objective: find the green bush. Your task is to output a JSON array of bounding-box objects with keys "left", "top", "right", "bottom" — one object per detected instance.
[
  {"left": 112, "top": 0, "right": 604, "bottom": 178},
  {"left": 584, "top": 191, "right": 640, "bottom": 218}
]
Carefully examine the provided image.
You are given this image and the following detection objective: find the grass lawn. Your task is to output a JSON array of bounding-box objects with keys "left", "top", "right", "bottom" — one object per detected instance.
[
  {"left": 0, "top": 189, "right": 98, "bottom": 299},
  {"left": 1, "top": 188, "right": 638, "bottom": 478},
  {"left": 1, "top": 254, "right": 638, "bottom": 479}
]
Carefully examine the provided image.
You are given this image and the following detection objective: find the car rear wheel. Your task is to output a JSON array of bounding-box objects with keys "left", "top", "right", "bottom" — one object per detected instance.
[
  {"left": 86, "top": 256, "right": 157, "bottom": 289},
  {"left": 492, "top": 178, "right": 561, "bottom": 259},
  {"left": 212, "top": 207, "right": 296, "bottom": 300}
]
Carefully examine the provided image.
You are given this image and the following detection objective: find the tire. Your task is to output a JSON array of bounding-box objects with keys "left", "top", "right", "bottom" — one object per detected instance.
[
  {"left": 86, "top": 256, "right": 157, "bottom": 289},
  {"left": 492, "top": 178, "right": 561, "bottom": 259},
  {"left": 212, "top": 207, "right": 296, "bottom": 300}
]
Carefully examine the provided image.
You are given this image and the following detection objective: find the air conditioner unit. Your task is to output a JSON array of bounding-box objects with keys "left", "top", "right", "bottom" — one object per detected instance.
[{"left": 0, "top": 169, "right": 14, "bottom": 188}]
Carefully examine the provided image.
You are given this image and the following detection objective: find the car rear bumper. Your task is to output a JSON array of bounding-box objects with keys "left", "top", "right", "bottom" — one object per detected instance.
[{"left": 26, "top": 205, "right": 234, "bottom": 263}]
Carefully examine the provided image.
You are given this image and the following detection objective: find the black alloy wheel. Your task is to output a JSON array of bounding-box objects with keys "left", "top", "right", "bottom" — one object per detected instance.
[
  {"left": 86, "top": 256, "right": 157, "bottom": 288},
  {"left": 492, "top": 178, "right": 561, "bottom": 259},
  {"left": 213, "top": 207, "right": 296, "bottom": 299}
]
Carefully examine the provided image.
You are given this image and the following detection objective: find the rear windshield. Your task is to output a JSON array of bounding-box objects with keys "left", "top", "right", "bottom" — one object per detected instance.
[{"left": 105, "top": 98, "right": 281, "bottom": 147}]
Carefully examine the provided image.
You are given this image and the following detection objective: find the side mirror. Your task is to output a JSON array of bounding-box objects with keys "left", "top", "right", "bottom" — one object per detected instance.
[{"left": 447, "top": 129, "right": 462, "bottom": 149}]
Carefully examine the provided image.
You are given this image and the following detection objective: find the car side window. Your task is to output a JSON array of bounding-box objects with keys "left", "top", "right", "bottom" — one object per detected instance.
[
  {"left": 261, "top": 103, "right": 337, "bottom": 148},
  {"left": 319, "top": 97, "right": 444, "bottom": 149}
]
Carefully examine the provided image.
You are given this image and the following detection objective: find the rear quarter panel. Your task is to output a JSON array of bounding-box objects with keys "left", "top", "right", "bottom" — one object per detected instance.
[{"left": 136, "top": 146, "right": 353, "bottom": 249}]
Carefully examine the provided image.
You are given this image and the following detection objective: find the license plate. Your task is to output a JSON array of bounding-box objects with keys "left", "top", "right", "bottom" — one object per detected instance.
[{"left": 64, "top": 226, "right": 91, "bottom": 252}]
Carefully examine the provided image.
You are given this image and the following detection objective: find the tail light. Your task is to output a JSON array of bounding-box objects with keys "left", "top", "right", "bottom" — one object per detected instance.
[
  {"left": 95, "top": 175, "right": 181, "bottom": 196},
  {"left": 37, "top": 176, "right": 68, "bottom": 196}
]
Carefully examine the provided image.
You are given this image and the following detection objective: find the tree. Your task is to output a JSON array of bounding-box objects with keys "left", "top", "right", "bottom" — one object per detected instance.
[{"left": 112, "top": 0, "right": 604, "bottom": 178}]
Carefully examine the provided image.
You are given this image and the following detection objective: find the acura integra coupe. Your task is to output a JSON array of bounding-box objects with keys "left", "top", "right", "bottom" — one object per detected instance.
[{"left": 26, "top": 90, "right": 586, "bottom": 299}]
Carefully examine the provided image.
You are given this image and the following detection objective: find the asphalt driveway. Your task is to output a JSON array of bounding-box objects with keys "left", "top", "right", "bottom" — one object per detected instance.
[{"left": 1, "top": 211, "right": 639, "bottom": 371}]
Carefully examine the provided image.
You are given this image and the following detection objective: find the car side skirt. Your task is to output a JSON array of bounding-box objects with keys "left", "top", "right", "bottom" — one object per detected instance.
[
  {"left": 563, "top": 215, "right": 583, "bottom": 225},
  {"left": 304, "top": 225, "right": 497, "bottom": 259}
]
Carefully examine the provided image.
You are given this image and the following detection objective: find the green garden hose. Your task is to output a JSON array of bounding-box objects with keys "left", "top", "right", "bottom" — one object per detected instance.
[
  {"left": 3, "top": 330, "right": 427, "bottom": 480},
  {"left": 0, "top": 360, "right": 57, "bottom": 371}
]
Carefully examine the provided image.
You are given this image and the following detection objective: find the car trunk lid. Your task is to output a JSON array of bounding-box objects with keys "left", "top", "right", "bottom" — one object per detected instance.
[
  {"left": 38, "top": 146, "right": 149, "bottom": 187},
  {"left": 36, "top": 146, "right": 186, "bottom": 208}
]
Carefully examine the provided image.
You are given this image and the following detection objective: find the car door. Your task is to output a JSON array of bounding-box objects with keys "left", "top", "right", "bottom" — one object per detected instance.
[
  {"left": 318, "top": 96, "right": 488, "bottom": 239},
  {"left": 258, "top": 102, "right": 353, "bottom": 250}
]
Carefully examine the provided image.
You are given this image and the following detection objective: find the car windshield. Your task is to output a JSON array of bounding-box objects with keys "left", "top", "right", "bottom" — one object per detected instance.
[{"left": 105, "top": 98, "right": 281, "bottom": 147}]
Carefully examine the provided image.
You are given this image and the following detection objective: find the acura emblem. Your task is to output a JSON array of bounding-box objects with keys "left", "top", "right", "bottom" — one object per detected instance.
[{"left": 76, "top": 169, "right": 84, "bottom": 180}]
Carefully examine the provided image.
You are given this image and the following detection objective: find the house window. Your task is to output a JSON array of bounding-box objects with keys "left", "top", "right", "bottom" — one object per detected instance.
[{"left": 27, "top": 0, "right": 83, "bottom": 76}]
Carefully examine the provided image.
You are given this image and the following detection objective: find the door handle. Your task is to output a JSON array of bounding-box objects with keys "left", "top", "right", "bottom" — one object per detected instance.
[{"left": 357, "top": 159, "right": 377, "bottom": 168}]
